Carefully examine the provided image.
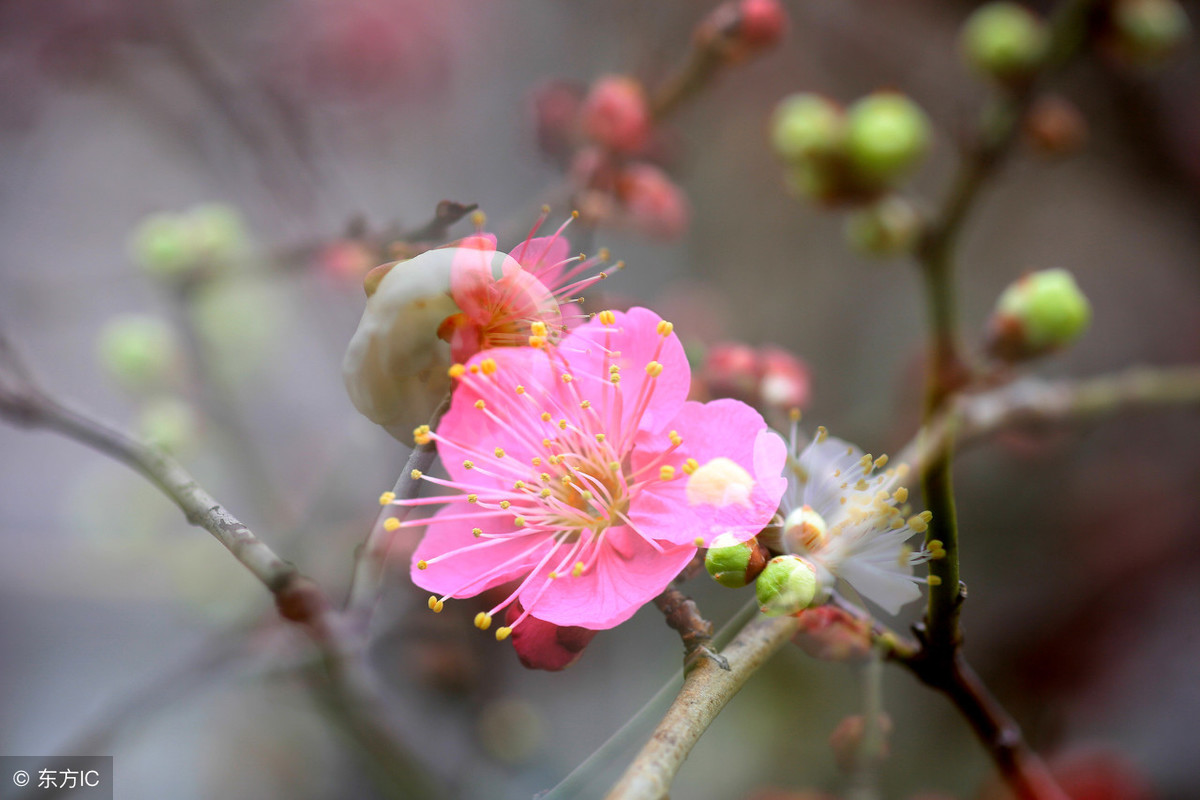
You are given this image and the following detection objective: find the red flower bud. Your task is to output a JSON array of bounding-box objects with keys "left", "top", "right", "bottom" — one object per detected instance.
[{"left": 505, "top": 600, "right": 598, "bottom": 671}]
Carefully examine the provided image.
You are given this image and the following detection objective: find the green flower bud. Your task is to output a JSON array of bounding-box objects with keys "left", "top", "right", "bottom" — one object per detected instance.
[
  {"left": 844, "top": 195, "right": 922, "bottom": 257},
  {"left": 97, "top": 315, "right": 179, "bottom": 392},
  {"left": 756, "top": 555, "right": 818, "bottom": 616},
  {"left": 988, "top": 268, "right": 1092, "bottom": 360},
  {"left": 137, "top": 397, "right": 199, "bottom": 454},
  {"left": 844, "top": 92, "right": 931, "bottom": 186},
  {"left": 704, "top": 533, "right": 768, "bottom": 588},
  {"left": 1111, "top": 0, "right": 1191, "bottom": 65},
  {"left": 129, "top": 204, "right": 247, "bottom": 281},
  {"left": 770, "top": 93, "right": 847, "bottom": 162},
  {"left": 960, "top": 3, "right": 1048, "bottom": 82}
]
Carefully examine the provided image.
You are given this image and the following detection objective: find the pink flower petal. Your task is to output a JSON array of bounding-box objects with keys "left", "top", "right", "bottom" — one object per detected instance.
[
  {"left": 519, "top": 525, "right": 695, "bottom": 628},
  {"left": 560, "top": 307, "right": 690, "bottom": 436},
  {"left": 629, "top": 399, "right": 787, "bottom": 547},
  {"left": 411, "top": 512, "right": 555, "bottom": 598}
]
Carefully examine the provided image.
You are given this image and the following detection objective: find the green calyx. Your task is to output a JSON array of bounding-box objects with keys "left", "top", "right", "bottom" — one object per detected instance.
[
  {"left": 705, "top": 534, "right": 766, "bottom": 588},
  {"left": 961, "top": 2, "right": 1048, "bottom": 81}
]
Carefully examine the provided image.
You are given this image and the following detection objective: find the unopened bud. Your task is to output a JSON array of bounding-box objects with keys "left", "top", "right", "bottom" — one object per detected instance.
[
  {"left": 960, "top": 3, "right": 1048, "bottom": 83},
  {"left": 130, "top": 204, "right": 247, "bottom": 281},
  {"left": 1024, "top": 95, "right": 1088, "bottom": 158},
  {"left": 770, "top": 93, "right": 847, "bottom": 163},
  {"left": 530, "top": 79, "right": 585, "bottom": 160},
  {"left": 97, "top": 315, "right": 180, "bottom": 392},
  {"left": 579, "top": 75, "right": 651, "bottom": 154},
  {"left": 1109, "top": 0, "right": 1192, "bottom": 66},
  {"left": 758, "top": 346, "right": 811, "bottom": 411},
  {"left": 616, "top": 163, "right": 690, "bottom": 240},
  {"left": 137, "top": 397, "right": 199, "bottom": 454},
  {"left": 756, "top": 555, "right": 818, "bottom": 616},
  {"left": 987, "top": 268, "right": 1091, "bottom": 360},
  {"left": 704, "top": 533, "right": 768, "bottom": 588},
  {"left": 696, "top": 0, "right": 788, "bottom": 64},
  {"left": 845, "top": 93, "right": 931, "bottom": 186},
  {"left": 844, "top": 195, "right": 922, "bottom": 257},
  {"left": 792, "top": 606, "right": 874, "bottom": 661},
  {"left": 829, "top": 713, "right": 893, "bottom": 774}
]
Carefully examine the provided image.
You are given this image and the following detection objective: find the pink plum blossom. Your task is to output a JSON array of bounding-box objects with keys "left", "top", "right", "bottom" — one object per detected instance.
[{"left": 391, "top": 307, "right": 787, "bottom": 635}]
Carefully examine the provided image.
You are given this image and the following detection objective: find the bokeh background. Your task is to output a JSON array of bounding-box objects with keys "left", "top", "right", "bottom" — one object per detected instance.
[{"left": 1, "top": 1, "right": 1198, "bottom": 798}]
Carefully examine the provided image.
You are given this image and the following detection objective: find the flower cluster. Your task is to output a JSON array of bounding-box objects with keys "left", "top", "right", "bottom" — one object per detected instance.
[{"left": 387, "top": 308, "right": 787, "bottom": 637}]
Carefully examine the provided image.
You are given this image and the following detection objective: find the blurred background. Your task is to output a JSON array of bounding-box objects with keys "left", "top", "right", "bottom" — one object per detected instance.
[{"left": 1, "top": 1, "right": 1198, "bottom": 798}]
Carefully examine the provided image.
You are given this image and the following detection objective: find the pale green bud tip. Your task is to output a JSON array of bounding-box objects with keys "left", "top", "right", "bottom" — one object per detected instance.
[
  {"left": 137, "top": 397, "right": 199, "bottom": 454},
  {"left": 705, "top": 533, "right": 757, "bottom": 588},
  {"left": 961, "top": 2, "right": 1048, "bottom": 81},
  {"left": 1113, "top": 0, "right": 1191, "bottom": 64},
  {"left": 996, "top": 268, "right": 1091, "bottom": 350},
  {"left": 97, "top": 315, "right": 178, "bottom": 390},
  {"left": 756, "top": 555, "right": 818, "bottom": 616},
  {"left": 844, "top": 195, "right": 922, "bottom": 257},
  {"left": 845, "top": 93, "right": 931, "bottom": 184},
  {"left": 770, "top": 93, "right": 846, "bottom": 162}
]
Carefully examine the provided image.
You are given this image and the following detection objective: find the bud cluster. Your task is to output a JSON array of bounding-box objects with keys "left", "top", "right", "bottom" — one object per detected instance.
[{"left": 770, "top": 91, "right": 931, "bottom": 207}]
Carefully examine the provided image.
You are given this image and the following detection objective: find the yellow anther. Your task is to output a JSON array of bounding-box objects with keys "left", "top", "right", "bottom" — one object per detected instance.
[
  {"left": 580, "top": 400, "right": 591, "bottom": 409},
  {"left": 514, "top": 516, "right": 526, "bottom": 527},
  {"left": 413, "top": 425, "right": 431, "bottom": 445},
  {"left": 609, "top": 461, "right": 620, "bottom": 472},
  {"left": 669, "top": 430, "right": 682, "bottom": 447},
  {"left": 928, "top": 539, "right": 943, "bottom": 550},
  {"left": 572, "top": 561, "right": 586, "bottom": 577},
  {"left": 609, "top": 364, "right": 621, "bottom": 373},
  {"left": 474, "top": 612, "right": 493, "bottom": 630},
  {"left": 428, "top": 595, "right": 444, "bottom": 612},
  {"left": 448, "top": 364, "right": 466, "bottom": 378},
  {"left": 789, "top": 408, "right": 802, "bottom": 422},
  {"left": 383, "top": 518, "right": 401, "bottom": 532},
  {"left": 468, "top": 494, "right": 478, "bottom": 503},
  {"left": 816, "top": 426, "right": 828, "bottom": 443},
  {"left": 656, "top": 320, "right": 674, "bottom": 337},
  {"left": 561, "top": 373, "right": 574, "bottom": 383},
  {"left": 495, "top": 626, "right": 513, "bottom": 641},
  {"left": 927, "top": 575, "right": 943, "bottom": 586},
  {"left": 480, "top": 357, "right": 498, "bottom": 375},
  {"left": 571, "top": 209, "right": 580, "bottom": 219},
  {"left": 598, "top": 247, "right": 611, "bottom": 262},
  {"left": 532, "top": 457, "right": 542, "bottom": 466},
  {"left": 645, "top": 361, "right": 664, "bottom": 377},
  {"left": 919, "top": 510, "right": 933, "bottom": 522},
  {"left": 694, "top": 536, "right": 705, "bottom": 547},
  {"left": 894, "top": 487, "right": 909, "bottom": 503},
  {"left": 500, "top": 500, "right": 511, "bottom": 510},
  {"left": 474, "top": 399, "right": 486, "bottom": 410},
  {"left": 531, "top": 321, "right": 548, "bottom": 338},
  {"left": 417, "top": 561, "right": 428, "bottom": 572},
  {"left": 470, "top": 209, "right": 487, "bottom": 228},
  {"left": 683, "top": 458, "right": 700, "bottom": 475},
  {"left": 580, "top": 490, "right": 593, "bottom": 501},
  {"left": 598, "top": 309, "right": 616, "bottom": 325},
  {"left": 610, "top": 374, "right": 621, "bottom": 384},
  {"left": 540, "top": 488, "right": 551, "bottom": 498},
  {"left": 540, "top": 472, "right": 550, "bottom": 481},
  {"left": 515, "top": 385, "right": 526, "bottom": 394},
  {"left": 549, "top": 455, "right": 563, "bottom": 465},
  {"left": 558, "top": 419, "right": 568, "bottom": 430},
  {"left": 874, "top": 454, "right": 889, "bottom": 470},
  {"left": 660, "top": 465, "right": 676, "bottom": 481},
  {"left": 472, "top": 527, "right": 482, "bottom": 537},
  {"left": 379, "top": 491, "right": 396, "bottom": 505},
  {"left": 494, "top": 447, "right": 506, "bottom": 458},
  {"left": 463, "top": 460, "right": 475, "bottom": 470},
  {"left": 529, "top": 335, "right": 546, "bottom": 348},
  {"left": 469, "top": 364, "right": 480, "bottom": 374},
  {"left": 548, "top": 571, "right": 558, "bottom": 580},
  {"left": 513, "top": 480, "right": 526, "bottom": 490},
  {"left": 541, "top": 412, "right": 552, "bottom": 422},
  {"left": 560, "top": 474, "right": 573, "bottom": 486},
  {"left": 907, "top": 515, "right": 929, "bottom": 533}
]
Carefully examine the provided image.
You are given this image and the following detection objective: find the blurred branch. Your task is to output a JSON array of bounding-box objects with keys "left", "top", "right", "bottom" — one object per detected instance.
[
  {"left": 899, "top": 365, "right": 1200, "bottom": 474},
  {"left": 0, "top": 329, "right": 446, "bottom": 799}
]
